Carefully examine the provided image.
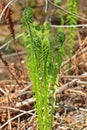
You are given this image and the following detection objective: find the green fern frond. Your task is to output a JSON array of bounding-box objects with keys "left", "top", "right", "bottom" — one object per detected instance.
[
  {"left": 22, "top": 7, "right": 66, "bottom": 130},
  {"left": 67, "top": 0, "right": 78, "bottom": 55}
]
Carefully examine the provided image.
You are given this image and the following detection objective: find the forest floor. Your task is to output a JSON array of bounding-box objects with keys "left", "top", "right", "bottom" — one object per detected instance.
[{"left": 0, "top": 0, "right": 87, "bottom": 130}]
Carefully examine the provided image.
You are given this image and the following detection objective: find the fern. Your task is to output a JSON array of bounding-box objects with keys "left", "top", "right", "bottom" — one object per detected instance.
[
  {"left": 66, "top": 0, "right": 78, "bottom": 55},
  {"left": 22, "top": 7, "right": 66, "bottom": 130}
]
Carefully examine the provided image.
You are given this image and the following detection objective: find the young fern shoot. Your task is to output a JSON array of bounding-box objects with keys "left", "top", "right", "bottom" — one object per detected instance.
[
  {"left": 22, "top": 7, "right": 65, "bottom": 130},
  {"left": 66, "top": 0, "right": 78, "bottom": 55}
]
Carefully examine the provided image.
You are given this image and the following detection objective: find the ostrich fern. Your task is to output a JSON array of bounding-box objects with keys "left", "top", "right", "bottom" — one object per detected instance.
[
  {"left": 67, "top": 0, "right": 78, "bottom": 55},
  {"left": 22, "top": 7, "right": 65, "bottom": 130}
]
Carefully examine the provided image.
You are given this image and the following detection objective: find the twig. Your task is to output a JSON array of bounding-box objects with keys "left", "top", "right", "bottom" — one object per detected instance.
[
  {"left": 2, "top": 51, "right": 26, "bottom": 59},
  {"left": 28, "top": 115, "right": 36, "bottom": 128},
  {"left": 45, "top": 0, "right": 48, "bottom": 12},
  {"left": 64, "top": 61, "right": 84, "bottom": 73},
  {"left": 59, "top": 75, "right": 87, "bottom": 79},
  {"left": 55, "top": 104, "right": 77, "bottom": 110},
  {"left": 0, "top": 32, "right": 24, "bottom": 50},
  {"left": 16, "top": 97, "right": 35, "bottom": 107},
  {"left": 16, "top": 83, "right": 32, "bottom": 97},
  {"left": 17, "top": 117, "right": 20, "bottom": 130},
  {"left": 50, "top": 24, "right": 87, "bottom": 28},
  {"left": 55, "top": 105, "right": 87, "bottom": 112},
  {"left": 62, "top": 46, "right": 87, "bottom": 68},
  {"left": 79, "top": 108, "right": 87, "bottom": 112},
  {"left": 0, "top": 106, "right": 33, "bottom": 113},
  {"left": 0, "top": 109, "right": 35, "bottom": 129},
  {"left": 8, "top": 109, "right": 12, "bottom": 130},
  {"left": 56, "top": 79, "right": 78, "bottom": 94},
  {"left": 48, "top": 0, "right": 87, "bottom": 22},
  {"left": 77, "top": 80, "right": 87, "bottom": 85},
  {"left": 18, "top": 83, "right": 32, "bottom": 92},
  {"left": 0, "top": 88, "right": 7, "bottom": 94}
]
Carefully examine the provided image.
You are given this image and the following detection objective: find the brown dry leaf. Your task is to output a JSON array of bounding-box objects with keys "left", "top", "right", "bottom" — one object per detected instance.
[
  {"left": 0, "top": 112, "right": 7, "bottom": 123},
  {"left": 63, "top": 116, "right": 75, "bottom": 124}
]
